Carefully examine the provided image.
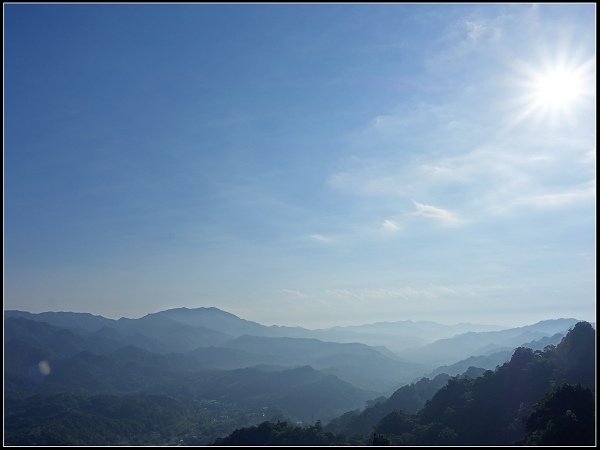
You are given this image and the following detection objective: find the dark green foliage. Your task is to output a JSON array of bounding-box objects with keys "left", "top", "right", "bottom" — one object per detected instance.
[
  {"left": 213, "top": 420, "right": 346, "bottom": 446},
  {"left": 554, "top": 322, "right": 595, "bottom": 388},
  {"left": 370, "top": 322, "right": 595, "bottom": 446},
  {"left": 372, "top": 433, "right": 391, "bottom": 445},
  {"left": 376, "top": 410, "right": 415, "bottom": 436},
  {"left": 4, "top": 393, "right": 198, "bottom": 445},
  {"left": 525, "top": 384, "right": 595, "bottom": 445},
  {"left": 5, "top": 392, "right": 289, "bottom": 446},
  {"left": 325, "top": 373, "right": 451, "bottom": 437}
]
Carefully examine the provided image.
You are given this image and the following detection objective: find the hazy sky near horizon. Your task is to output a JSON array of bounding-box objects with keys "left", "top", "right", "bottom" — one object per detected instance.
[{"left": 5, "top": 4, "right": 596, "bottom": 328}]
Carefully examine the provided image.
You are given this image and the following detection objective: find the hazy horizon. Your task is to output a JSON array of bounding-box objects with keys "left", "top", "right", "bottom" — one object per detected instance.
[
  {"left": 5, "top": 4, "right": 596, "bottom": 329},
  {"left": 5, "top": 304, "right": 594, "bottom": 331}
]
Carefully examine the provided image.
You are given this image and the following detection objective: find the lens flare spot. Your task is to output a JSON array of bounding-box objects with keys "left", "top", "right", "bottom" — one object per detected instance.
[{"left": 38, "top": 360, "right": 51, "bottom": 376}]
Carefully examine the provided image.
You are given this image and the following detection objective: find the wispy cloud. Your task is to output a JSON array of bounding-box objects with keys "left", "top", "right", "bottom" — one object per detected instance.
[
  {"left": 280, "top": 289, "right": 308, "bottom": 298},
  {"left": 325, "top": 284, "right": 508, "bottom": 302},
  {"left": 465, "top": 20, "right": 487, "bottom": 41},
  {"left": 381, "top": 219, "right": 399, "bottom": 232},
  {"left": 306, "top": 233, "right": 334, "bottom": 244},
  {"left": 492, "top": 180, "right": 596, "bottom": 213},
  {"left": 411, "top": 201, "right": 465, "bottom": 227},
  {"left": 327, "top": 131, "right": 593, "bottom": 230}
]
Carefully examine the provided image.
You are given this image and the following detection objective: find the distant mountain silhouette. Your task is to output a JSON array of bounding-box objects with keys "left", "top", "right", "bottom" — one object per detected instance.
[
  {"left": 327, "top": 319, "right": 505, "bottom": 345},
  {"left": 4, "top": 307, "right": 595, "bottom": 446},
  {"left": 7, "top": 340, "right": 373, "bottom": 422},
  {"left": 222, "top": 334, "right": 425, "bottom": 391},
  {"left": 397, "top": 318, "right": 582, "bottom": 367},
  {"left": 150, "top": 307, "right": 268, "bottom": 337},
  {"left": 7, "top": 308, "right": 585, "bottom": 367},
  {"left": 5, "top": 317, "right": 123, "bottom": 363},
  {"left": 217, "top": 322, "right": 595, "bottom": 446},
  {"left": 6, "top": 309, "right": 590, "bottom": 393},
  {"left": 5, "top": 310, "right": 115, "bottom": 333},
  {"left": 115, "top": 314, "right": 233, "bottom": 351},
  {"left": 424, "top": 332, "right": 565, "bottom": 378}
]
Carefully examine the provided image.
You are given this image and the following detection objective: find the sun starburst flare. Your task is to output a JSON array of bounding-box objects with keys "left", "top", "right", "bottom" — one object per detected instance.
[{"left": 507, "top": 56, "right": 595, "bottom": 128}]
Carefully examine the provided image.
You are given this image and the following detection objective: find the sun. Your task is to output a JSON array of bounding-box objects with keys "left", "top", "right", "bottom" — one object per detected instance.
[
  {"left": 507, "top": 56, "right": 595, "bottom": 128},
  {"left": 532, "top": 69, "right": 584, "bottom": 110}
]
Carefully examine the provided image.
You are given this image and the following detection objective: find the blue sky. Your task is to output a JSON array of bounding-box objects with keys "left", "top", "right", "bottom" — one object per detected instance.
[{"left": 5, "top": 4, "right": 596, "bottom": 327}]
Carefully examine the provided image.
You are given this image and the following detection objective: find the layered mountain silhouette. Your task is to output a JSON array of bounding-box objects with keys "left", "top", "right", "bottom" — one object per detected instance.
[
  {"left": 4, "top": 307, "right": 594, "bottom": 445},
  {"left": 396, "top": 318, "right": 583, "bottom": 366},
  {"left": 424, "top": 332, "right": 565, "bottom": 378},
  {"left": 216, "top": 322, "right": 596, "bottom": 445}
]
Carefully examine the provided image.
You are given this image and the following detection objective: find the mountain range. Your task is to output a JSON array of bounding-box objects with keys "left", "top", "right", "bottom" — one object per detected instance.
[
  {"left": 4, "top": 306, "right": 593, "bottom": 445},
  {"left": 215, "top": 322, "right": 597, "bottom": 445}
]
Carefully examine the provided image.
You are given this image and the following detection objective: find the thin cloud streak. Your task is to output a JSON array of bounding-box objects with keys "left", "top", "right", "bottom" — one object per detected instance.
[
  {"left": 491, "top": 180, "right": 595, "bottom": 213},
  {"left": 381, "top": 219, "right": 399, "bottom": 232},
  {"left": 411, "top": 201, "right": 465, "bottom": 227},
  {"left": 325, "top": 284, "right": 510, "bottom": 302},
  {"left": 280, "top": 289, "right": 309, "bottom": 298},
  {"left": 306, "top": 234, "right": 334, "bottom": 244}
]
